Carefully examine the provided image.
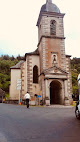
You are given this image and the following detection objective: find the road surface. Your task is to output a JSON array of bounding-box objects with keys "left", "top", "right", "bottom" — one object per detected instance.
[{"left": 0, "top": 104, "right": 80, "bottom": 142}]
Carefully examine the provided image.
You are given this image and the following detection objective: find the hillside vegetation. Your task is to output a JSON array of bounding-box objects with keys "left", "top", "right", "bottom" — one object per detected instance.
[
  {"left": 0, "top": 55, "right": 79, "bottom": 97},
  {"left": 0, "top": 55, "right": 24, "bottom": 97},
  {"left": 71, "top": 58, "right": 80, "bottom": 95}
]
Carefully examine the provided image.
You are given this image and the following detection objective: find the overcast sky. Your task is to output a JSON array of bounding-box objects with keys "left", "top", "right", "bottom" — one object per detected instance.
[{"left": 0, "top": 0, "right": 80, "bottom": 58}]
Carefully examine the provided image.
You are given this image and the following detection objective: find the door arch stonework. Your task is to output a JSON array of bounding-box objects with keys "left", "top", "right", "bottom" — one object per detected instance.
[{"left": 50, "top": 80, "right": 62, "bottom": 104}]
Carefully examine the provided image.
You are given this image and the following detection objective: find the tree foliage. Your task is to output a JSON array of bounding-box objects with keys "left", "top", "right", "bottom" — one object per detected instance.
[
  {"left": 0, "top": 55, "right": 24, "bottom": 95},
  {"left": 71, "top": 58, "right": 80, "bottom": 95}
]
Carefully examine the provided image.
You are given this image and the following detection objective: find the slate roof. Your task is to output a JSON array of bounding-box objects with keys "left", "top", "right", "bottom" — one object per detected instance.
[
  {"left": 10, "top": 60, "right": 24, "bottom": 69},
  {"left": 37, "top": 0, "right": 60, "bottom": 26},
  {"left": 25, "top": 48, "right": 39, "bottom": 56},
  {"left": 41, "top": 1, "right": 60, "bottom": 13}
]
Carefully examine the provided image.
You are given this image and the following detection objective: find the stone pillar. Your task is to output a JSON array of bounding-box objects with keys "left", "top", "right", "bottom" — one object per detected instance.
[
  {"left": 45, "top": 79, "right": 50, "bottom": 105},
  {"left": 59, "top": 80, "right": 64, "bottom": 105},
  {"left": 64, "top": 80, "right": 70, "bottom": 105},
  {"left": 42, "top": 79, "right": 45, "bottom": 100},
  {"left": 64, "top": 80, "right": 68, "bottom": 97}
]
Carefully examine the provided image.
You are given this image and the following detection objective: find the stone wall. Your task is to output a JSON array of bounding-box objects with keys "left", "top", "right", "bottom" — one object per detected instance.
[
  {"left": 21, "top": 61, "right": 26, "bottom": 98},
  {"left": 38, "top": 14, "right": 64, "bottom": 42},
  {"left": 10, "top": 69, "right": 21, "bottom": 100},
  {"left": 66, "top": 56, "right": 72, "bottom": 104},
  {"left": 24, "top": 55, "right": 40, "bottom": 102},
  {"left": 38, "top": 37, "right": 66, "bottom": 72},
  {"left": 38, "top": 13, "right": 66, "bottom": 73}
]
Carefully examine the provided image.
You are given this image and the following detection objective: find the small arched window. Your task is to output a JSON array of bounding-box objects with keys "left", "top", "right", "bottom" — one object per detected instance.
[
  {"left": 50, "top": 20, "right": 56, "bottom": 35},
  {"left": 33, "top": 65, "right": 38, "bottom": 83}
]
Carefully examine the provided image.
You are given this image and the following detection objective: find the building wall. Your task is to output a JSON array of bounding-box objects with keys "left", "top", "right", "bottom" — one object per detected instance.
[
  {"left": 38, "top": 14, "right": 66, "bottom": 73},
  {"left": 10, "top": 69, "right": 21, "bottom": 100},
  {"left": 24, "top": 55, "right": 40, "bottom": 103},
  {"left": 38, "top": 37, "right": 66, "bottom": 72},
  {"left": 21, "top": 61, "right": 27, "bottom": 98}
]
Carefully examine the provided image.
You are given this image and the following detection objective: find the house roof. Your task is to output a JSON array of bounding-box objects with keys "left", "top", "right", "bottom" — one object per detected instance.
[
  {"left": 10, "top": 60, "right": 24, "bottom": 69},
  {"left": 25, "top": 48, "right": 39, "bottom": 56}
]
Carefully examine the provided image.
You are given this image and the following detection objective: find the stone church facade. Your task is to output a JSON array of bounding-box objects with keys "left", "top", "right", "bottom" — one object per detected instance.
[{"left": 10, "top": 0, "right": 72, "bottom": 105}]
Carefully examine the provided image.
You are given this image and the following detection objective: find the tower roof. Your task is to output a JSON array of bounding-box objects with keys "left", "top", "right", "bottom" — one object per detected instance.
[
  {"left": 37, "top": 0, "right": 60, "bottom": 26},
  {"left": 42, "top": 0, "right": 60, "bottom": 13}
]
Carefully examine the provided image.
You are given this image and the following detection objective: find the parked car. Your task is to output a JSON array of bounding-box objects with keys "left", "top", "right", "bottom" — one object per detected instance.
[{"left": 75, "top": 101, "right": 80, "bottom": 119}]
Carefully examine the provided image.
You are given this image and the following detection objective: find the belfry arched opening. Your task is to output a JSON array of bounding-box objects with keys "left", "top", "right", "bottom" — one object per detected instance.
[{"left": 50, "top": 80, "right": 62, "bottom": 104}]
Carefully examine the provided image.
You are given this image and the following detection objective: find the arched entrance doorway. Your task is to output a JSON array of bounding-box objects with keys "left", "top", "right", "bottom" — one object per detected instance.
[{"left": 50, "top": 80, "right": 62, "bottom": 104}]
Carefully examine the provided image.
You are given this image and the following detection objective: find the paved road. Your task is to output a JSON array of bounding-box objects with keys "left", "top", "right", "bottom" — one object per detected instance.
[{"left": 0, "top": 104, "right": 80, "bottom": 142}]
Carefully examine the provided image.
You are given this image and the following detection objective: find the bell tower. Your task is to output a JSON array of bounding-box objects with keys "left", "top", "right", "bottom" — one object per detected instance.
[
  {"left": 37, "top": 0, "right": 72, "bottom": 105},
  {"left": 37, "top": 0, "right": 66, "bottom": 73}
]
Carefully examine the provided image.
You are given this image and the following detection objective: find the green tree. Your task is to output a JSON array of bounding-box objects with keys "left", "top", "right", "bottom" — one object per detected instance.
[{"left": 0, "top": 55, "right": 23, "bottom": 94}]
